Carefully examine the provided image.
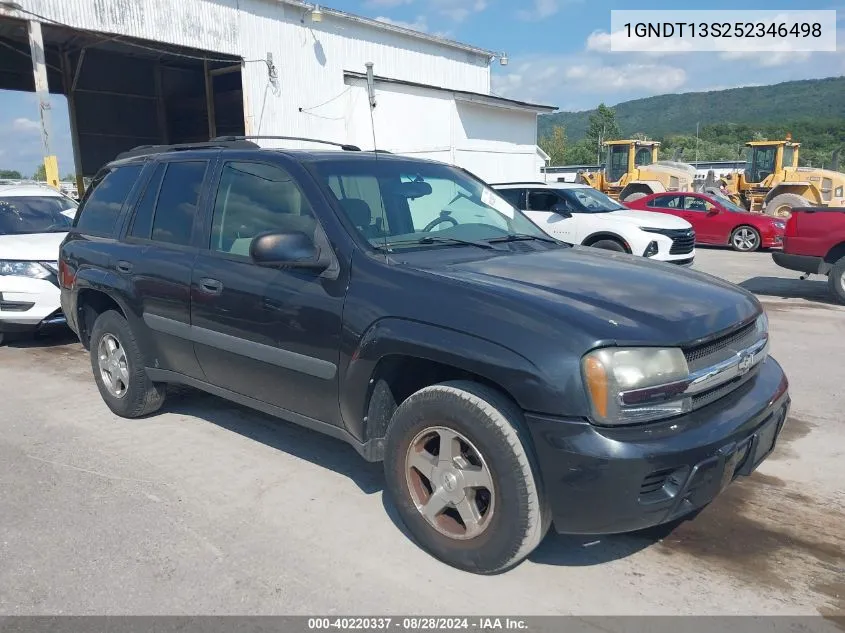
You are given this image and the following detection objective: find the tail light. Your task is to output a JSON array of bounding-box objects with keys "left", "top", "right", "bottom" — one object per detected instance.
[
  {"left": 784, "top": 214, "right": 800, "bottom": 238},
  {"left": 58, "top": 259, "right": 76, "bottom": 289}
]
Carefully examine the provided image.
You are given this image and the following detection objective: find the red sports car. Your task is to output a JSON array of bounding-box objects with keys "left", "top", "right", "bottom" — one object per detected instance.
[{"left": 625, "top": 191, "right": 786, "bottom": 252}]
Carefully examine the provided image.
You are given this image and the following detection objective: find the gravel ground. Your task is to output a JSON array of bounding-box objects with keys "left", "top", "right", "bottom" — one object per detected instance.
[{"left": 0, "top": 246, "right": 842, "bottom": 617}]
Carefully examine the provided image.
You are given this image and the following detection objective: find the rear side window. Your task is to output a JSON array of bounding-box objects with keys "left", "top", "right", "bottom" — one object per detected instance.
[
  {"left": 75, "top": 165, "right": 143, "bottom": 235},
  {"left": 497, "top": 188, "right": 524, "bottom": 209},
  {"left": 150, "top": 161, "right": 208, "bottom": 246},
  {"left": 128, "top": 163, "right": 166, "bottom": 239}
]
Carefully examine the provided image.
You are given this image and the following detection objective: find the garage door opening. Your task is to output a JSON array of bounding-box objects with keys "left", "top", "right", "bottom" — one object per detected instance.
[{"left": 0, "top": 15, "right": 245, "bottom": 181}]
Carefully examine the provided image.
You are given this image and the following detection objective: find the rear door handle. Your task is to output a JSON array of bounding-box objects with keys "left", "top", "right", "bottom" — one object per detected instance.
[
  {"left": 198, "top": 278, "right": 223, "bottom": 295},
  {"left": 116, "top": 261, "right": 132, "bottom": 274}
]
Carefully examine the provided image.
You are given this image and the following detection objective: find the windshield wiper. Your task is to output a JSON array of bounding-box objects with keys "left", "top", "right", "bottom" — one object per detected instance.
[
  {"left": 487, "top": 233, "right": 559, "bottom": 244},
  {"left": 378, "top": 236, "right": 499, "bottom": 250}
]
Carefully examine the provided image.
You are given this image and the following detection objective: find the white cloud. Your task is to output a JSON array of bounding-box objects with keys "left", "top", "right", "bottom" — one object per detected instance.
[
  {"left": 430, "top": 0, "right": 487, "bottom": 23},
  {"left": 12, "top": 118, "right": 40, "bottom": 133},
  {"left": 365, "top": 0, "right": 413, "bottom": 6},
  {"left": 374, "top": 15, "right": 428, "bottom": 32},
  {"left": 517, "top": 0, "right": 559, "bottom": 21}
]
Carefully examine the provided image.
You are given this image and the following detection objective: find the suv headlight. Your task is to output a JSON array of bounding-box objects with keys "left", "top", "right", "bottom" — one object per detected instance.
[
  {"left": 0, "top": 261, "right": 52, "bottom": 279},
  {"left": 582, "top": 347, "right": 690, "bottom": 425},
  {"left": 582, "top": 314, "right": 768, "bottom": 426}
]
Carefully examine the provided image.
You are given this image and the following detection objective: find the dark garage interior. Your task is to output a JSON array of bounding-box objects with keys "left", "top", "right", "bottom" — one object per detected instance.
[{"left": 0, "top": 15, "right": 246, "bottom": 180}]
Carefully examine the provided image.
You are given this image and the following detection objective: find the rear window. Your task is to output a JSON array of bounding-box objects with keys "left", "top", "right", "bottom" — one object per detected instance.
[{"left": 75, "top": 164, "right": 143, "bottom": 235}]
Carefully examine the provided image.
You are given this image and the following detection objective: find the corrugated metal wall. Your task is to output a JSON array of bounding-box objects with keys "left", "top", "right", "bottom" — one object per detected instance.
[{"left": 27, "top": 0, "right": 492, "bottom": 148}]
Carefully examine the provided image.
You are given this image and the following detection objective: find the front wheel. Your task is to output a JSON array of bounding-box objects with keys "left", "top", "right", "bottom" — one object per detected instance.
[
  {"left": 828, "top": 257, "right": 845, "bottom": 305},
  {"left": 730, "top": 226, "right": 761, "bottom": 252},
  {"left": 383, "top": 381, "right": 549, "bottom": 574},
  {"left": 589, "top": 239, "right": 627, "bottom": 253}
]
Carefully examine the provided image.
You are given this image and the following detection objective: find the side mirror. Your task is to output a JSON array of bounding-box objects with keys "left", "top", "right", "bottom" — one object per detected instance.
[
  {"left": 250, "top": 231, "right": 327, "bottom": 271},
  {"left": 550, "top": 203, "right": 572, "bottom": 218},
  {"left": 706, "top": 207, "right": 720, "bottom": 216}
]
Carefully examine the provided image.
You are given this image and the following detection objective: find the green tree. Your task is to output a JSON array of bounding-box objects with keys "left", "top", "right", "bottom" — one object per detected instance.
[
  {"left": 563, "top": 139, "right": 597, "bottom": 165},
  {"left": 32, "top": 163, "right": 46, "bottom": 181},
  {"left": 539, "top": 125, "right": 567, "bottom": 165},
  {"left": 586, "top": 103, "right": 622, "bottom": 163},
  {"left": 0, "top": 169, "right": 22, "bottom": 179}
]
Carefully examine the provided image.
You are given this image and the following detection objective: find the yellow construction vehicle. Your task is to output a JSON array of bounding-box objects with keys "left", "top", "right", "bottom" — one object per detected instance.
[
  {"left": 578, "top": 140, "right": 696, "bottom": 202},
  {"left": 718, "top": 136, "right": 845, "bottom": 217}
]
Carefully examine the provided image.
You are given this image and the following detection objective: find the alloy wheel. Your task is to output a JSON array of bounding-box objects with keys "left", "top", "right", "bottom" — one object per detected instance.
[
  {"left": 733, "top": 228, "right": 759, "bottom": 251},
  {"left": 97, "top": 333, "right": 130, "bottom": 398},
  {"left": 404, "top": 426, "right": 495, "bottom": 540}
]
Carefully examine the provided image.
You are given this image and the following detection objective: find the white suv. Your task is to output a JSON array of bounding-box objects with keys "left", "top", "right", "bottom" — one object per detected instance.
[
  {"left": 0, "top": 184, "right": 78, "bottom": 344},
  {"left": 493, "top": 182, "right": 695, "bottom": 265}
]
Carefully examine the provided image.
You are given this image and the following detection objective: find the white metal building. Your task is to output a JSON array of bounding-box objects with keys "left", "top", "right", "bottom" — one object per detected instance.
[{"left": 0, "top": 0, "right": 555, "bottom": 183}]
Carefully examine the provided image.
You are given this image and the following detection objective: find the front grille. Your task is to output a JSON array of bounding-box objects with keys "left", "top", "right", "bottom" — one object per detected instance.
[
  {"left": 691, "top": 365, "right": 758, "bottom": 410},
  {"left": 684, "top": 321, "right": 757, "bottom": 371},
  {"left": 643, "top": 228, "right": 695, "bottom": 254},
  {"left": 0, "top": 299, "right": 35, "bottom": 312},
  {"left": 640, "top": 469, "right": 673, "bottom": 495}
]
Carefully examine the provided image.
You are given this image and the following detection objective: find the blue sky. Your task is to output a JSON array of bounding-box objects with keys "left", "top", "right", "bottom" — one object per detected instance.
[{"left": 1, "top": 0, "right": 843, "bottom": 175}]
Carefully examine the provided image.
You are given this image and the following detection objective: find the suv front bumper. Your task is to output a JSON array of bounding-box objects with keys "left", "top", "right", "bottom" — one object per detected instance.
[
  {"left": 525, "top": 357, "right": 789, "bottom": 535},
  {"left": 0, "top": 276, "right": 66, "bottom": 335}
]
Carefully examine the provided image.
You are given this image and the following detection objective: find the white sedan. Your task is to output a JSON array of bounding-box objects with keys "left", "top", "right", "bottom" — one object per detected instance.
[
  {"left": 0, "top": 184, "right": 78, "bottom": 345},
  {"left": 493, "top": 182, "right": 695, "bottom": 265}
]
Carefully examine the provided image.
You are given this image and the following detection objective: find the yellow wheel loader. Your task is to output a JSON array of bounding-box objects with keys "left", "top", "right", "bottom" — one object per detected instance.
[
  {"left": 716, "top": 137, "right": 845, "bottom": 218},
  {"left": 578, "top": 140, "right": 697, "bottom": 202}
]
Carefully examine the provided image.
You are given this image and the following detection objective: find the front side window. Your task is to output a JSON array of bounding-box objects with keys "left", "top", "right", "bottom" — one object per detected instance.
[
  {"left": 150, "top": 161, "right": 208, "bottom": 246},
  {"left": 782, "top": 145, "right": 795, "bottom": 169},
  {"left": 210, "top": 162, "right": 315, "bottom": 256},
  {"left": 684, "top": 196, "right": 712, "bottom": 212},
  {"left": 527, "top": 191, "right": 563, "bottom": 212},
  {"left": 606, "top": 146, "right": 629, "bottom": 183},
  {"left": 75, "top": 164, "right": 143, "bottom": 235},
  {"left": 0, "top": 196, "right": 75, "bottom": 235},
  {"left": 312, "top": 159, "right": 547, "bottom": 250}
]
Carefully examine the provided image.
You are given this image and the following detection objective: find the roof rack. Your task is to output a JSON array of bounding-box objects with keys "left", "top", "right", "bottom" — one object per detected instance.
[
  {"left": 212, "top": 135, "right": 362, "bottom": 152},
  {"left": 488, "top": 181, "right": 550, "bottom": 186},
  {"left": 115, "top": 140, "right": 260, "bottom": 161}
]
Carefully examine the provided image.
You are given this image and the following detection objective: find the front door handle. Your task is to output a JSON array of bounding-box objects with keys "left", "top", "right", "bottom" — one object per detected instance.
[
  {"left": 198, "top": 278, "right": 223, "bottom": 295},
  {"left": 116, "top": 261, "right": 132, "bottom": 274}
]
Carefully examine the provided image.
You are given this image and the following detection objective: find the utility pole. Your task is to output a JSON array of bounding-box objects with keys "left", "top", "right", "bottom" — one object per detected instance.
[
  {"left": 27, "top": 19, "right": 59, "bottom": 188},
  {"left": 695, "top": 122, "right": 700, "bottom": 164}
]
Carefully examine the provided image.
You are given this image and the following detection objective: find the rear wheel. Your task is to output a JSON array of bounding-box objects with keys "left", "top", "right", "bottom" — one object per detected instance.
[
  {"left": 828, "top": 257, "right": 845, "bottom": 305},
  {"left": 589, "top": 239, "right": 626, "bottom": 253},
  {"left": 89, "top": 310, "right": 166, "bottom": 418},
  {"left": 764, "top": 193, "right": 811, "bottom": 219},
  {"left": 730, "top": 226, "right": 761, "bottom": 252},
  {"left": 383, "top": 381, "right": 549, "bottom": 574}
]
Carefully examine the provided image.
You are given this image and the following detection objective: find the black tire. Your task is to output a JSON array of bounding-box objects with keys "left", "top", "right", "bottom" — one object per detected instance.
[
  {"left": 623, "top": 192, "right": 647, "bottom": 202},
  {"left": 729, "top": 225, "right": 761, "bottom": 252},
  {"left": 589, "top": 239, "right": 626, "bottom": 252},
  {"left": 828, "top": 256, "right": 845, "bottom": 305},
  {"left": 89, "top": 310, "right": 166, "bottom": 418},
  {"left": 764, "top": 193, "right": 810, "bottom": 219},
  {"left": 383, "top": 381, "right": 550, "bottom": 574}
]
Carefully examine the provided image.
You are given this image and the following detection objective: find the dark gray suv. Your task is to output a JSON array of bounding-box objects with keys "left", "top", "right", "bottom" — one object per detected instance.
[{"left": 59, "top": 138, "right": 790, "bottom": 574}]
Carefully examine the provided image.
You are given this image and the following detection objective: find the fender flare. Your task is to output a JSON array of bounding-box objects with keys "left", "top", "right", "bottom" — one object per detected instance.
[
  {"left": 620, "top": 180, "right": 666, "bottom": 199},
  {"left": 763, "top": 183, "right": 814, "bottom": 204},
  {"left": 72, "top": 266, "right": 145, "bottom": 348},
  {"left": 339, "top": 317, "right": 560, "bottom": 442},
  {"left": 580, "top": 231, "right": 631, "bottom": 253}
]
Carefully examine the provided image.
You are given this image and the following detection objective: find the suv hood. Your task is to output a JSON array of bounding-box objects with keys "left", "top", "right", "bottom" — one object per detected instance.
[
  {"left": 0, "top": 232, "right": 65, "bottom": 261},
  {"left": 423, "top": 247, "right": 759, "bottom": 347},
  {"left": 606, "top": 208, "right": 691, "bottom": 229}
]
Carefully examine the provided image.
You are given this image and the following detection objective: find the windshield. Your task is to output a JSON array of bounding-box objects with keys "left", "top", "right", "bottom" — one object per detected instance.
[
  {"left": 311, "top": 158, "right": 550, "bottom": 249},
  {"left": 0, "top": 196, "right": 76, "bottom": 235},
  {"left": 559, "top": 187, "right": 626, "bottom": 213},
  {"left": 713, "top": 195, "right": 748, "bottom": 213}
]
